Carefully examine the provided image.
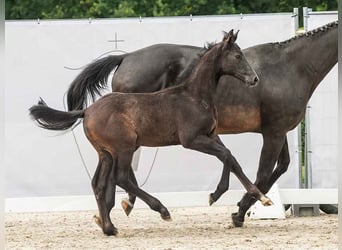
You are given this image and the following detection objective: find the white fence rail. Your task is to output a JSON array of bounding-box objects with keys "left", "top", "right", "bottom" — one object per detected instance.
[{"left": 6, "top": 189, "right": 338, "bottom": 213}]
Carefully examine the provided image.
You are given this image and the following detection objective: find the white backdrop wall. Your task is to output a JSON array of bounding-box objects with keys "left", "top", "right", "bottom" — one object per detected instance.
[
  {"left": 5, "top": 13, "right": 300, "bottom": 199},
  {"left": 306, "top": 11, "right": 338, "bottom": 188}
]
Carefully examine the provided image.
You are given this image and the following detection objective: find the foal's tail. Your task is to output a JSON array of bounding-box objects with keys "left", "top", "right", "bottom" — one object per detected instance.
[
  {"left": 67, "top": 54, "right": 125, "bottom": 111},
  {"left": 29, "top": 98, "right": 85, "bottom": 131}
]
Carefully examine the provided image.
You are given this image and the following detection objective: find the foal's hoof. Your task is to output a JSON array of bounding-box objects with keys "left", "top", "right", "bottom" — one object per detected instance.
[
  {"left": 121, "top": 198, "right": 134, "bottom": 216},
  {"left": 161, "top": 214, "right": 172, "bottom": 221},
  {"left": 209, "top": 193, "right": 216, "bottom": 206},
  {"left": 231, "top": 212, "right": 244, "bottom": 227},
  {"left": 260, "top": 196, "right": 273, "bottom": 206}
]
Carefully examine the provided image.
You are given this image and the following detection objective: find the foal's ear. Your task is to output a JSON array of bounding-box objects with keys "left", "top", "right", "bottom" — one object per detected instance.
[
  {"left": 233, "top": 30, "right": 239, "bottom": 42},
  {"left": 222, "top": 29, "right": 238, "bottom": 48},
  {"left": 222, "top": 29, "right": 234, "bottom": 43}
]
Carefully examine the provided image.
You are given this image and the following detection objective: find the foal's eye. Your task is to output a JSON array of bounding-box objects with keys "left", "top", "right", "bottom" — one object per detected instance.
[{"left": 235, "top": 54, "right": 241, "bottom": 59}]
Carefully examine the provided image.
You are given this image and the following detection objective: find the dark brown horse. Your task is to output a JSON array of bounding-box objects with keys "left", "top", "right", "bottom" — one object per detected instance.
[
  {"left": 66, "top": 21, "right": 338, "bottom": 227},
  {"left": 30, "top": 30, "right": 271, "bottom": 236}
]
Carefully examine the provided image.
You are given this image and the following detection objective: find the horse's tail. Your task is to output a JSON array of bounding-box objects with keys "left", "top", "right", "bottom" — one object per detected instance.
[
  {"left": 67, "top": 54, "right": 125, "bottom": 111},
  {"left": 29, "top": 98, "right": 85, "bottom": 131}
]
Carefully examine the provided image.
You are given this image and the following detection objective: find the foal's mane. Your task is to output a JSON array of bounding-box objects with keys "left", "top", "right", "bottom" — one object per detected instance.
[
  {"left": 174, "top": 40, "right": 222, "bottom": 85},
  {"left": 275, "top": 20, "right": 338, "bottom": 46},
  {"left": 204, "top": 30, "right": 234, "bottom": 50},
  {"left": 204, "top": 41, "right": 217, "bottom": 50}
]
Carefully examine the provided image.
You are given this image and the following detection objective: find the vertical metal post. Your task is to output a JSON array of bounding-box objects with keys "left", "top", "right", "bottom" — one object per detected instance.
[
  {"left": 293, "top": 12, "right": 301, "bottom": 192},
  {"left": 297, "top": 123, "right": 303, "bottom": 188},
  {"left": 293, "top": 8, "right": 299, "bottom": 34},
  {"left": 303, "top": 7, "right": 309, "bottom": 32},
  {"left": 304, "top": 106, "right": 313, "bottom": 188},
  {"left": 302, "top": 7, "right": 313, "bottom": 189}
]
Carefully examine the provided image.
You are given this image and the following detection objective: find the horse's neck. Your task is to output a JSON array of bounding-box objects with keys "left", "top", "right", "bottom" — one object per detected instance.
[
  {"left": 285, "top": 23, "right": 338, "bottom": 97},
  {"left": 184, "top": 50, "right": 219, "bottom": 103}
]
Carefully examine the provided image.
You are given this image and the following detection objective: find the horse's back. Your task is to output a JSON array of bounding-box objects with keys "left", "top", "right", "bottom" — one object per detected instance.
[{"left": 112, "top": 44, "right": 203, "bottom": 93}]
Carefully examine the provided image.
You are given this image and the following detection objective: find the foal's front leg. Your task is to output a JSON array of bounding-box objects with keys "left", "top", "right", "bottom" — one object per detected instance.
[
  {"left": 211, "top": 136, "right": 273, "bottom": 206},
  {"left": 181, "top": 134, "right": 271, "bottom": 206}
]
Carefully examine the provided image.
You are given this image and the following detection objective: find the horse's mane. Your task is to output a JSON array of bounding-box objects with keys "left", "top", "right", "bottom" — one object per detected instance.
[{"left": 275, "top": 20, "right": 338, "bottom": 46}]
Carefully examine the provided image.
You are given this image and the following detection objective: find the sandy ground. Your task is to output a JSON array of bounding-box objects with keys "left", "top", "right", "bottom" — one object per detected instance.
[{"left": 5, "top": 206, "right": 337, "bottom": 250}]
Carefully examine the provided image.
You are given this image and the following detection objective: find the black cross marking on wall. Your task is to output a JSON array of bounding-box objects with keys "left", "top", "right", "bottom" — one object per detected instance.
[{"left": 108, "top": 32, "right": 124, "bottom": 50}]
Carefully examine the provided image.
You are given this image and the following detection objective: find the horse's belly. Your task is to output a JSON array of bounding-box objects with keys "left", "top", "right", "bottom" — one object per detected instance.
[{"left": 215, "top": 106, "right": 261, "bottom": 134}]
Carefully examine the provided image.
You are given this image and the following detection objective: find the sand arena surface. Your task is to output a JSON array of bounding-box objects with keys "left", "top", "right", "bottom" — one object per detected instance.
[{"left": 6, "top": 206, "right": 337, "bottom": 249}]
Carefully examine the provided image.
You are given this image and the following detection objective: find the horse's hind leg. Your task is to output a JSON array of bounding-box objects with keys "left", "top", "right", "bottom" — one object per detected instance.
[
  {"left": 122, "top": 148, "right": 143, "bottom": 215},
  {"left": 121, "top": 167, "right": 137, "bottom": 216},
  {"left": 116, "top": 151, "right": 171, "bottom": 221},
  {"left": 92, "top": 150, "right": 118, "bottom": 236}
]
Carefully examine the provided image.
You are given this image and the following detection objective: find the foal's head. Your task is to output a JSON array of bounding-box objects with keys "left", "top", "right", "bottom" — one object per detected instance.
[{"left": 216, "top": 30, "right": 259, "bottom": 86}]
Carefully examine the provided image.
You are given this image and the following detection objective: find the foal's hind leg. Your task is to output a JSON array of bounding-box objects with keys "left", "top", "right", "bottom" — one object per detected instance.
[
  {"left": 116, "top": 151, "right": 171, "bottom": 221},
  {"left": 92, "top": 150, "right": 118, "bottom": 236}
]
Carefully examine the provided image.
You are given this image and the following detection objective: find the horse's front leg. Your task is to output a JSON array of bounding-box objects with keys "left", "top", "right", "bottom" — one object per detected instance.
[
  {"left": 92, "top": 151, "right": 118, "bottom": 236},
  {"left": 232, "top": 134, "right": 287, "bottom": 227}
]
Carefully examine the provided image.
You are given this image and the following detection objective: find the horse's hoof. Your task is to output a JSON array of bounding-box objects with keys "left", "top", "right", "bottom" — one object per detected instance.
[
  {"left": 260, "top": 196, "right": 273, "bottom": 206},
  {"left": 94, "top": 215, "right": 118, "bottom": 236},
  {"left": 231, "top": 212, "right": 244, "bottom": 227},
  {"left": 104, "top": 225, "right": 118, "bottom": 236},
  {"left": 209, "top": 193, "right": 215, "bottom": 206},
  {"left": 121, "top": 198, "right": 134, "bottom": 216}
]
